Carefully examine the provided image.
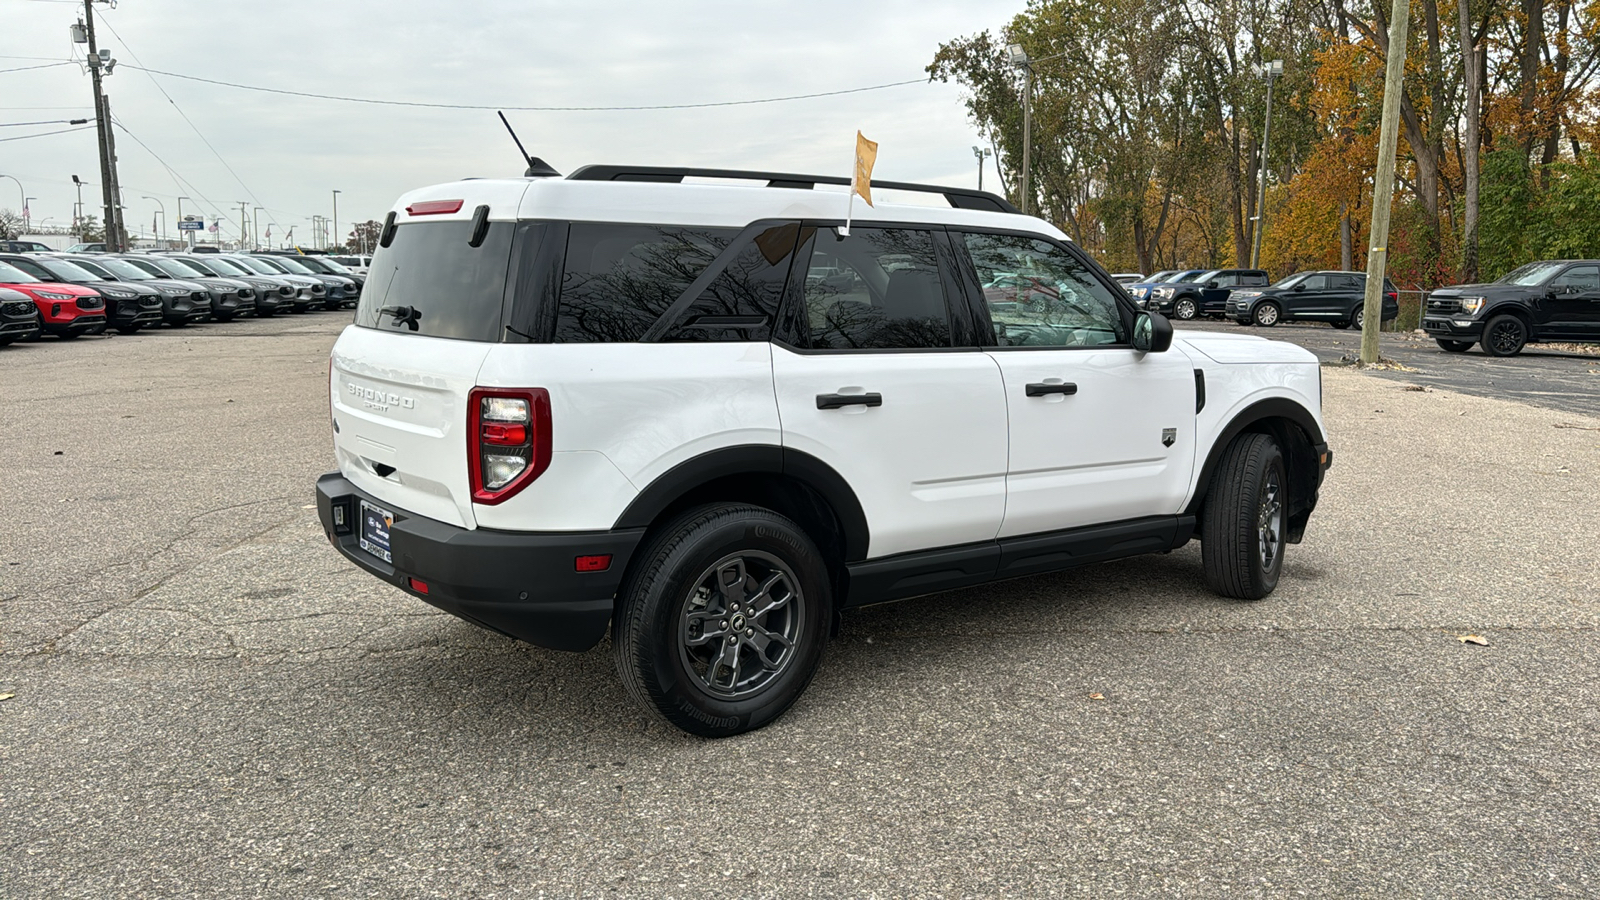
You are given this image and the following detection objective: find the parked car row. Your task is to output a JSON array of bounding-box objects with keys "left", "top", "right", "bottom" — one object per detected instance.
[
  {"left": 0, "top": 251, "right": 362, "bottom": 346},
  {"left": 1122, "top": 268, "right": 1400, "bottom": 330}
]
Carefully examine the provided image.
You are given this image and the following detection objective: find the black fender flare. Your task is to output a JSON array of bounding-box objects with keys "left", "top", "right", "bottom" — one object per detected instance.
[
  {"left": 1185, "top": 398, "right": 1325, "bottom": 519},
  {"left": 613, "top": 445, "right": 871, "bottom": 561}
]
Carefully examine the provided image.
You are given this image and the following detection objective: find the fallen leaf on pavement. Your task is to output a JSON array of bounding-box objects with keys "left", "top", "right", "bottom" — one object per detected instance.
[
  {"left": 1458, "top": 634, "right": 1489, "bottom": 646},
  {"left": 0, "top": 693, "right": 14, "bottom": 701},
  {"left": 1089, "top": 693, "right": 1105, "bottom": 700}
]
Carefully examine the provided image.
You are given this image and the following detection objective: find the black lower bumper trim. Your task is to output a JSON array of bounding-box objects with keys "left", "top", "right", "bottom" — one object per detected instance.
[{"left": 315, "top": 472, "right": 644, "bottom": 652}]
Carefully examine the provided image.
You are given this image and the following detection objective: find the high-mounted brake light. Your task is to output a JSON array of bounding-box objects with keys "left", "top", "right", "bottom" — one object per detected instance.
[
  {"left": 406, "top": 199, "right": 464, "bottom": 216},
  {"left": 467, "top": 387, "right": 551, "bottom": 505}
]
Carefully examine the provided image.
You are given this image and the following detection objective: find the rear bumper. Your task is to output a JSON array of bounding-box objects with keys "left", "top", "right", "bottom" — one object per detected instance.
[{"left": 315, "top": 472, "right": 644, "bottom": 652}]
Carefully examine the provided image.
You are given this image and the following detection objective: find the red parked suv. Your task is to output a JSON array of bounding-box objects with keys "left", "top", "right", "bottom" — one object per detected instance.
[{"left": 0, "top": 259, "right": 106, "bottom": 339}]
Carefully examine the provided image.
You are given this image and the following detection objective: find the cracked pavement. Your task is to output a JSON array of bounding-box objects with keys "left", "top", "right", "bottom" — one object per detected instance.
[{"left": 2, "top": 316, "right": 1597, "bottom": 898}]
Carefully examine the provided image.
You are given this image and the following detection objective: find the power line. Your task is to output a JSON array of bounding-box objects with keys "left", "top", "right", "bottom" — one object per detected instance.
[
  {"left": 115, "top": 65, "right": 927, "bottom": 111},
  {"left": 0, "top": 124, "right": 93, "bottom": 143},
  {"left": 0, "top": 62, "right": 75, "bottom": 75},
  {"left": 95, "top": 9, "right": 283, "bottom": 233},
  {"left": 110, "top": 118, "right": 241, "bottom": 239},
  {"left": 0, "top": 118, "right": 89, "bottom": 126}
]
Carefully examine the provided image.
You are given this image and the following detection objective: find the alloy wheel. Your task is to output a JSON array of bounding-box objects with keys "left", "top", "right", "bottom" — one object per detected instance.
[
  {"left": 1258, "top": 469, "right": 1283, "bottom": 573},
  {"left": 679, "top": 551, "right": 804, "bottom": 699}
]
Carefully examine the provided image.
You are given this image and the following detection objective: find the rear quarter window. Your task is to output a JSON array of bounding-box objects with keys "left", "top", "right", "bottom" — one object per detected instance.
[
  {"left": 555, "top": 224, "right": 740, "bottom": 343},
  {"left": 356, "top": 221, "right": 514, "bottom": 341}
]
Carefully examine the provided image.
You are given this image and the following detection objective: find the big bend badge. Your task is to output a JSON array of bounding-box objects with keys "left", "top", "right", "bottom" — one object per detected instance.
[{"left": 1162, "top": 428, "right": 1177, "bottom": 447}]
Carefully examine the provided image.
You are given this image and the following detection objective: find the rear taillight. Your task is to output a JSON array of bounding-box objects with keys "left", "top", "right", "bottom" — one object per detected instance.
[{"left": 468, "top": 387, "right": 551, "bottom": 505}]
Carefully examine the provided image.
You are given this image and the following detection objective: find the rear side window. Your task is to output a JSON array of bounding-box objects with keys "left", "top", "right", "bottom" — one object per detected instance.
[
  {"left": 556, "top": 224, "right": 739, "bottom": 342},
  {"left": 797, "top": 227, "right": 952, "bottom": 350},
  {"left": 1241, "top": 272, "right": 1268, "bottom": 286},
  {"left": 356, "top": 221, "right": 514, "bottom": 341},
  {"left": 660, "top": 223, "right": 802, "bottom": 343}
]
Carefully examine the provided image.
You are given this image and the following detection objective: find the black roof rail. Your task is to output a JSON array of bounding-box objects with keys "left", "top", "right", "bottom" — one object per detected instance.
[{"left": 565, "top": 165, "right": 1022, "bottom": 215}]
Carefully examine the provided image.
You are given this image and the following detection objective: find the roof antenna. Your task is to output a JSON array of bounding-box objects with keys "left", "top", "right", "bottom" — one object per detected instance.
[{"left": 498, "top": 111, "right": 561, "bottom": 177}]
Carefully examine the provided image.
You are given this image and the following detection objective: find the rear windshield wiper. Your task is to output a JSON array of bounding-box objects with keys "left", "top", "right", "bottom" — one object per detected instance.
[{"left": 377, "top": 305, "right": 421, "bottom": 331}]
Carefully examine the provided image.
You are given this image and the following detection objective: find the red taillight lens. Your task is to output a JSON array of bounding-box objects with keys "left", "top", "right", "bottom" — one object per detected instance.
[
  {"left": 480, "top": 422, "right": 528, "bottom": 445},
  {"left": 467, "top": 387, "right": 551, "bottom": 505},
  {"left": 1386, "top": 292, "right": 1397, "bottom": 301},
  {"left": 575, "top": 554, "right": 613, "bottom": 573},
  {"left": 406, "top": 199, "right": 464, "bottom": 216}
]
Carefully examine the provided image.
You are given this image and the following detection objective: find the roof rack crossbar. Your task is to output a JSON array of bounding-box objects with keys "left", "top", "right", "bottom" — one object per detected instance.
[{"left": 564, "top": 165, "right": 1022, "bottom": 215}]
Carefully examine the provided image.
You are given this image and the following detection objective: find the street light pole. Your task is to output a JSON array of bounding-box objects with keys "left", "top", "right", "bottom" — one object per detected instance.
[
  {"left": 177, "top": 196, "right": 191, "bottom": 248},
  {"left": 238, "top": 202, "right": 248, "bottom": 252},
  {"left": 332, "top": 189, "right": 341, "bottom": 253},
  {"left": 71, "top": 175, "right": 85, "bottom": 241},
  {"left": 971, "top": 146, "right": 992, "bottom": 192},
  {"left": 142, "top": 196, "right": 165, "bottom": 245},
  {"left": 1250, "top": 59, "right": 1284, "bottom": 270},
  {"left": 1006, "top": 44, "right": 1033, "bottom": 216}
]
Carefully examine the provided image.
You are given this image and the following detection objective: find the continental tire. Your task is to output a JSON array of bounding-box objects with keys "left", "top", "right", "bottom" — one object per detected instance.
[
  {"left": 613, "top": 503, "right": 831, "bottom": 738},
  {"left": 1202, "top": 433, "right": 1287, "bottom": 600}
]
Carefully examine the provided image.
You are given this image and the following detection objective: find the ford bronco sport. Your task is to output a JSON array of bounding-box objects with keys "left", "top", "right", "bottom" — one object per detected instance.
[{"left": 316, "top": 165, "right": 1332, "bottom": 737}]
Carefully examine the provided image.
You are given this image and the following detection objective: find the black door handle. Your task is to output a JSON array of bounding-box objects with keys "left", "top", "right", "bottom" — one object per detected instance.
[
  {"left": 816, "top": 392, "right": 883, "bottom": 410},
  {"left": 1025, "top": 382, "right": 1078, "bottom": 397}
]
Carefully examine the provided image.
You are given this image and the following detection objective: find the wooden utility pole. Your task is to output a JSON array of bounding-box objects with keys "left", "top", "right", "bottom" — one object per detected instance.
[
  {"left": 81, "top": 0, "right": 125, "bottom": 252},
  {"left": 1457, "top": 0, "right": 1481, "bottom": 283},
  {"left": 1361, "top": 0, "right": 1412, "bottom": 364}
]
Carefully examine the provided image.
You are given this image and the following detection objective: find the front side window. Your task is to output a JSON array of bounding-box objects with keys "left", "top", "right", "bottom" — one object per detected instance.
[
  {"left": 556, "top": 224, "right": 739, "bottom": 343},
  {"left": 1299, "top": 274, "right": 1330, "bottom": 291},
  {"left": 961, "top": 232, "right": 1126, "bottom": 348},
  {"left": 798, "top": 227, "right": 952, "bottom": 350},
  {"left": 1552, "top": 265, "right": 1600, "bottom": 290}
]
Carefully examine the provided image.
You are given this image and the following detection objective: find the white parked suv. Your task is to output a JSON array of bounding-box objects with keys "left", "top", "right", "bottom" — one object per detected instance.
[{"left": 316, "top": 165, "right": 1332, "bottom": 736}]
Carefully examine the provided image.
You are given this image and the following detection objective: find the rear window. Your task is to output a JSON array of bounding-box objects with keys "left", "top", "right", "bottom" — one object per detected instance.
[
  {"left": 555, "top": 224, "right": 739, "bottom": 342},
  {"left": 356, "top": 221, "right": 515, "bottom": 341}
]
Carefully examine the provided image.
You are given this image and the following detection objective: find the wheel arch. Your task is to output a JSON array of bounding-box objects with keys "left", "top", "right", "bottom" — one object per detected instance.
[
  {"left": 1186, "top": 398, "right": 1325, "bottom": 543},
  {"left": 614, "top": 445, "right": 870, "bottom": 564}
]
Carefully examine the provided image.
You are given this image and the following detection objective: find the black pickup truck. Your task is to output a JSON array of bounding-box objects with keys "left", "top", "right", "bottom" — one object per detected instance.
[{"left": 1423, "top": 260, "right": 1600, "bottom": 356}]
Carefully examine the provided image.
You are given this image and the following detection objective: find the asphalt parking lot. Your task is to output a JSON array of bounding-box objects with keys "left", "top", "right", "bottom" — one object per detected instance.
[
  {"left": 3, "top": 317, "right": 1598, "bottom": 898},
  {"left": 1180, "top": 318, "right": 1600, "bottom": 418}
]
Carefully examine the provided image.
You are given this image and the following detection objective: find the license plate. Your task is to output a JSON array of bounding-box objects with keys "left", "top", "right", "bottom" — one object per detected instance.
[{"left": 359, "top": 500, "right": 395, "bottom": 564}]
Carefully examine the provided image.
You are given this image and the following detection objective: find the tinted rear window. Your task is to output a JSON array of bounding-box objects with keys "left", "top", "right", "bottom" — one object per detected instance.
[
  {"left": 356, "top": 221, "right": 514, "bottom": 341},
  {"left": 556, "top": 224, "right": 739, "bottom": 342}
]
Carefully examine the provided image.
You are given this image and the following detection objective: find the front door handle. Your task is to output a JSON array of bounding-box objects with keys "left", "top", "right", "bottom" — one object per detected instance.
[
  {"left": 816, "top": 392, "right": 883, "bottom": 410},
  {"left": 1025, "top": 382, "right": 1078, "bottom": 397}
]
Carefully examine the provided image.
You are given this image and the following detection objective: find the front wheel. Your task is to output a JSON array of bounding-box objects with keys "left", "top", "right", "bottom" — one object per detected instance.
[
  {"left": 1173, "top": 297, "right": 1197, "bottom": 320},
  {"left": 1481, "top": 315, "right": 1527, "bottom": 357},
  {"left": 1202, "top": 433, "right": 1287, "bottom": 600},
  {"left": 1352, "top": 307, "right": 1366, "bottom": 329},
  {"left": 115, "top": 324, "right": 141, "bottom": 335},
  {"left": 1332, "top": 319, "right": 1351, "bottom": 330},
  {"left": 1252, "top": 302, "right": 1281, "bottom": 327},
  {"left": 1436, "top": 339, "right": 1473, "bottom": 353},
  {"left": 613, "top": 504, "right": 832, "bottom": 737}
]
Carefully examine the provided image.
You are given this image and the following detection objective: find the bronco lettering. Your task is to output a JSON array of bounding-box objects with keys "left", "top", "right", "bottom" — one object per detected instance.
[{"left": 347, "top": 383, "right": 416, "bottom": 411}]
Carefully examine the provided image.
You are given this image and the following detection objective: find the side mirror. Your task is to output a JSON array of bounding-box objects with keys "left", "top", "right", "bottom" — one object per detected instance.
[
  {"left": 1132, "top": 312, "right": 1173, "bottom": 353},
  {"left": 1206, "top": 280, "right": 1219, "bottom": 289},
  {"left": 1293, "top": 283, "right": 1306, "bottom": 292}
]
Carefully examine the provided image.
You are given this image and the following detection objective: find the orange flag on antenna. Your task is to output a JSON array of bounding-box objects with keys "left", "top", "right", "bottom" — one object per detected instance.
[{"left": 853, "top": 131, "right": 878, "bottom": 206}]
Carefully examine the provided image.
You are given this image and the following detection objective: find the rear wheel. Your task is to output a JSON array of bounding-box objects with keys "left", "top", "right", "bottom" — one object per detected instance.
[
  {"left": 115, "top": 324, "right": 141, "bottom": 335},
  {"left": 1202, "top": 433, "right": 1287, "bottom": 600},
  {"left": 1173, "top": 297, "right": 1198, "bottom": 320},
  {"left": 1352, "top": 307, "right": 1366, "bottom": 329},
  {"left": 1481, "top": 314, "right": 1527, "bottom": 357},
  {"left": 613, "top": 504, "right": 831, "bottom": 737},
  {"left": 1252, "top": 301, "right": 1281, "bottom": 327},
  {"left": 1436, "top": 339, "right": 1473, "bottom": 353}
]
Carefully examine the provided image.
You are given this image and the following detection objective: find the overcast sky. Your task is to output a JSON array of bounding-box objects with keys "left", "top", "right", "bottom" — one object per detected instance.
[{"left": 2, "top": 0, "right": 1017, "bottom": 245}]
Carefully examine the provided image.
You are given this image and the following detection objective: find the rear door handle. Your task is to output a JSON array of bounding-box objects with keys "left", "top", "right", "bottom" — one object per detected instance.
[
  {"left": 1025, "top": 382, "right": 1078, "bottom": 397},
  {"left": 816, "top": 392, "right": 883, "bottom": 410}
]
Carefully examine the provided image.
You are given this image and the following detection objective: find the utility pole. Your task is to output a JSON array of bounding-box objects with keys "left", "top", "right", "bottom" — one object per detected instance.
[
  {"left": 79, "top": 2, "right": 126, "bottom": 252},
  {"left": 1250, "top": 59, "right": 1284, "bottom": 269},
  {"left": 253, "top": 206, "right": 264, "bottom": 251},
  {"left": 332, "top": 189, "right": 341, "bottom": 253},
  {"left": 238, "top": 202, "right": 248, "bottom": 252},
  {"left": 1006, "top": 45, "right": 1034, "bottom": 217},
  {"left": 1361, "top": 0, "right": 1411, "bottom": 364}
]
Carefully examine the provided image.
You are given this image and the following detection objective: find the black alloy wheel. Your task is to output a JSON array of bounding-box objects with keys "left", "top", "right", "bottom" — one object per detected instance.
[
  {"left": 1252, "top": 301, "right": 1281, "bottom": 327},
  {"left": 1173, "top": 297, "right": 1198, "bottom": 320},
  {"left": 614, "top": 504, "right": 831, "bottom": 737},
  {"left": 1436, "top": 339, "right": 1473, "bottom": 353},
  {"left": 1202, "top": 433, "right": 1287, "bottom": 600},
  {"left": 1481, "top": 314, "right": 1527, "bottom": 357}
]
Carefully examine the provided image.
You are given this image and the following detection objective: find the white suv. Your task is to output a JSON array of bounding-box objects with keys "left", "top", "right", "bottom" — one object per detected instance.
[{"left": 316, "top": 165, "right": 1331, "bottom": 737}]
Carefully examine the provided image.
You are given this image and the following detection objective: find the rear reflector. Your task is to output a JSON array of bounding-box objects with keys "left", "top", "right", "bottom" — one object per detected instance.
[
  {"left": 406, "top": 199, "right": 464, "bottom": 216},
  {"left": 575, "top": 555, "right": 613, "bottom": 573},
  {"left": 408, "top": 577, "right": 430, "bottom": 594}
]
